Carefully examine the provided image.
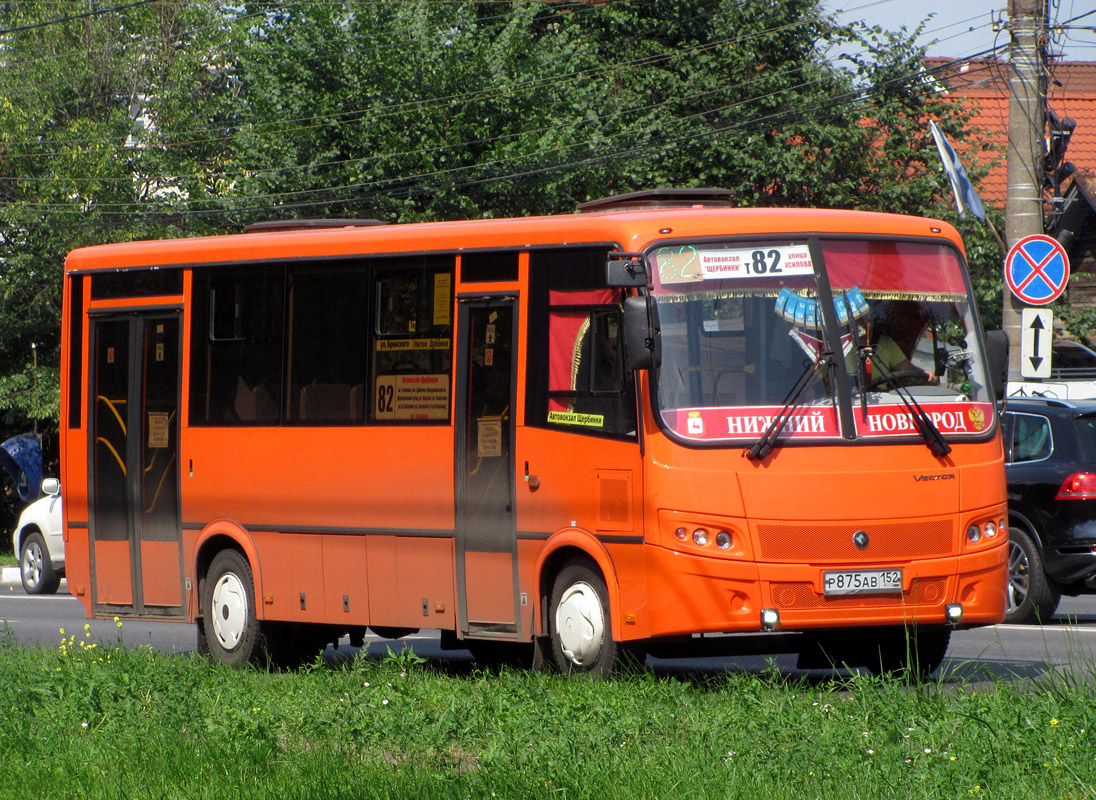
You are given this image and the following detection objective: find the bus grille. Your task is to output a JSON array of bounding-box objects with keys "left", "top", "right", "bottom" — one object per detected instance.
[
  {"left": 770, "top": 578, "right": 947, "bottom": 610},
  {"left": 755, "top": 520, "right": 953, "bottom": 562}
]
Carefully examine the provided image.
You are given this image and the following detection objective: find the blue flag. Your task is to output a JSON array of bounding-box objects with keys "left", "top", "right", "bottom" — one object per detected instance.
[{"left": 930, "top": 120, "right": 986, "bottom": 222}]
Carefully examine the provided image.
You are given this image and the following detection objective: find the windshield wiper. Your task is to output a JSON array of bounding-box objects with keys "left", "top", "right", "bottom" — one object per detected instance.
[
  {"left": 862, "top": 354, "right": 952, "bottom": 458},
  {"left": 746, "top": 357, "right": 827, "bottom": 461}
]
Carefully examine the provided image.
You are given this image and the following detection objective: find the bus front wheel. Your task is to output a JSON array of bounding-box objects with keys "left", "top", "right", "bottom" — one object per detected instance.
[
  {"left": 201, "top": 549, "right": 264, "bottom": 668},
  {"left": 548, "top": 560, "right": 622, "bottom": 677}
]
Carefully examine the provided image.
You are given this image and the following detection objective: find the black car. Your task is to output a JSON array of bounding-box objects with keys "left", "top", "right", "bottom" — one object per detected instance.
[
  {"left": 1050, "top": 340, "right": 1096, "bottom": 380},
  {"left": 1002, "top": 398, "right": 1096, "bottom": 623}
]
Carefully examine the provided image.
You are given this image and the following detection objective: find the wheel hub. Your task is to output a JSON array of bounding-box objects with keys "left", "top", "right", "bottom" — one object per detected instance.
[
  {"left": 21, "top": 543, "right": 43, "bottom": 587},
  {"left": 1007, "top": 539, "right": 1030, "bottom": 611},
  {"left": 555, "top": 581, "right": 605, "bottom": 666},
  {"left": 210, "top": 572, "right": 248, "bottom": 650}
]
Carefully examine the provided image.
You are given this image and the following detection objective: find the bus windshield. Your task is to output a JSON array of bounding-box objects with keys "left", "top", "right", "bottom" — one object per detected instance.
[{"left": 650, "top": 238, "right": 995, "bottom": 445}]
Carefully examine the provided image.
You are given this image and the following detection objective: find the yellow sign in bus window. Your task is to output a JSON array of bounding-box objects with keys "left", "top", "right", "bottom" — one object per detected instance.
[{"left": 374, "top": 374, "right": 449, "bottom": 420}]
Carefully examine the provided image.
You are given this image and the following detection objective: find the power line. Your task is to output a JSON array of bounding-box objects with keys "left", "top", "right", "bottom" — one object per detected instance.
[{"left": 0, "top": 0, "right": 159, "bottom": 36}]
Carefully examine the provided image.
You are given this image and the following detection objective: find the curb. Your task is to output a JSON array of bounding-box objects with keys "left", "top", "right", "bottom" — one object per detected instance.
[
  {"left": 1, "top": 566, "right": 22, "bottom": 589},
  {"left": 2, "top": 567, "right": 67, "bottom": 592}
]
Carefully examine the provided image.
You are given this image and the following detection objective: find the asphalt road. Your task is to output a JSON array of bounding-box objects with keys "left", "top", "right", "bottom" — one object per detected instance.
[{"left": 4, "top": 587, "right": 1096, "bottom": 682}]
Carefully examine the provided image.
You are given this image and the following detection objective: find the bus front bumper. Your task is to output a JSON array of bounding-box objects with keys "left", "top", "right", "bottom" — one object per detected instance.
[{"left": 642, "top": 540, "right": 1007, "bottom": 638}]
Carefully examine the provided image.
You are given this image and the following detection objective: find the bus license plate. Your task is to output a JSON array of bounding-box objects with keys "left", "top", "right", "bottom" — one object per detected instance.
[{"left": 822, "top": 568, "right": 902, "bottom": 596}]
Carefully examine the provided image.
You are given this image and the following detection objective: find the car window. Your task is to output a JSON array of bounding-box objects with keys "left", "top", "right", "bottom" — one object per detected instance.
[
  {"left": 1053, "top": 343, "right": 1096, "bottom": 369},
  {"left": 1009, "top": 412, "right": 1052, "bottom": 463},
  {"left": 1075, "top": 415, "right": 1096, "bottom": 462}
]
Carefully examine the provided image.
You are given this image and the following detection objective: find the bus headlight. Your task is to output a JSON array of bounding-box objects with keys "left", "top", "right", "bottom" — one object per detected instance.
[
  {"left": 716, "top": 531, "right": 732, "bottom": 550},
  {"left": 692, "top": 528, "right": 709, "bottom": 546},
  {"left": 966, "top": 525, "right": 982, "bottom": 543}
]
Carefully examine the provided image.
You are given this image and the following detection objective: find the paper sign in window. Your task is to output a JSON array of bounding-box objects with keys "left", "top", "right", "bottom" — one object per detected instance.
[
  {"left": 374, "top": 374, "right": 449, "bottom": 421},
  {"left": 477, "top": 416, "right": 503, "bottom": 457},
  {"left": 433, "top": 273, "right": 452, "bottom": 326},
  {"left": 148, "top": 412, "right": 170, "bottom": 448}
]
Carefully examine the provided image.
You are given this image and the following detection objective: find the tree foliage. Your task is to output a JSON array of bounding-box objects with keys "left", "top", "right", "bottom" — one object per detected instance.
[{"left": 0, "top": 0, "right": 998, "bottom": 530}]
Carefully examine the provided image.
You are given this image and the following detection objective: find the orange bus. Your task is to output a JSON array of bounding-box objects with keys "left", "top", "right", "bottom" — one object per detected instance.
[{"left": 59, "top": 189, "right": 1009, "bottom": 675}]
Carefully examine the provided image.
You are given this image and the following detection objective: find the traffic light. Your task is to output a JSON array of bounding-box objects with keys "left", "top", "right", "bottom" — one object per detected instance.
[{"left": 1046, "top": 109, "right": 1076, "bottom": 197}]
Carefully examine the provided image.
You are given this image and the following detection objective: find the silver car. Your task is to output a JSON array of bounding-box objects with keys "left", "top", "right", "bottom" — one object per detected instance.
[{"left": 11, "top": 478, "right": 64, "bottom": 594}]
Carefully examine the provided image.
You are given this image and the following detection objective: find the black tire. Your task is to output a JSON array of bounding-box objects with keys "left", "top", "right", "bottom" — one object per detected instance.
[
  {"left": 20, "top": 531, "right": 60, "bottom": 595},
  {"left": 548, "top": 560, "right": 623, "bottom": 677},
  {"left": 200, "top": 549, "right": 264, "bottom": 668},
  {"left": 867, "top": 625, "right": 951, "bottom": 680},
  {"left": 1006, "top": 526, "right": 1061, "bottom": 624}
]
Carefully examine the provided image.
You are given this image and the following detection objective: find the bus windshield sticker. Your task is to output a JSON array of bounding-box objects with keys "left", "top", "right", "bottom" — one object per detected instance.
[
  {"left": 374, "top": 374, "right": 449, "bottom": 421},
  {"left": 663, "top": 401, "right": 994, "bottom": 442},
  {"left": 657, "top": 245, "right": 815, "bottom": 285},
  {"left": 854, "top": 403, "right": 991, "bottom": 437},
  {"left": 547, "top": 410, "right": 605, "bottom": 429}
]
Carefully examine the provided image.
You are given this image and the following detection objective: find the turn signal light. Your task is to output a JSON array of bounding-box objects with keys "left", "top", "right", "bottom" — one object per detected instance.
[{"left": 1056, "top": 473, "right": 1096, "bottom": 500}]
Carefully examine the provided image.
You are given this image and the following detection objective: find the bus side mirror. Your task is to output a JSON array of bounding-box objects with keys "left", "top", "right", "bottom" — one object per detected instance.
[
  {"left": 985, "top": 330, "right": 1009, "bottom": 400},
  {"left": 623, "top": 296, "right": 660, "bottom": 372},
  {"left": 606, "top": 254, "right": 648, "bottom": 287}
]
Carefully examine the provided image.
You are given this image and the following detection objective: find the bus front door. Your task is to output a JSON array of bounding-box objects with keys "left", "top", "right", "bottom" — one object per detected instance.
[
  {"left": 89, "top": 313, "right": 184, "bottom": 618},
  {"left": 455, "top": 298, "right": 519, "bottom": 637}
]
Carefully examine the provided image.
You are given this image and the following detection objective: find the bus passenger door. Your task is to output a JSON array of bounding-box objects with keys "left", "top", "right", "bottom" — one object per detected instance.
[
  {"left": 89, "top": 313, "right": 184, "bottom": 618},
  {"left": 455, "top": 298, "right": 519, "bottom": 637}
]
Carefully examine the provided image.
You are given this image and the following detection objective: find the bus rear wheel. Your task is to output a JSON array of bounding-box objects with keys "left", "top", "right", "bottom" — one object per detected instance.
[
  {"left": 548, "top": 560, "right": 623, "bottom": 677},
  {"left": 201, "top": 549, "right": 264, "bottom": 668}
]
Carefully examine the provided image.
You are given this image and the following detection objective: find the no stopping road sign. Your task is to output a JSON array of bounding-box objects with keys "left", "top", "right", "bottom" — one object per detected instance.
[{"left": 1005, "top": 234, "right": 1070, "bottom": 306}]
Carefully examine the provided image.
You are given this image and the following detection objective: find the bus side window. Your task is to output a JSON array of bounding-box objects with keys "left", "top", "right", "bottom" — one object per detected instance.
[
  {"left": 190, "top": 267, "right": 285, "bottom": 426},
  {"left": 526, "top": 248, "right": 637, "bottom": 439},
  {"left": 370, "top": 261, "right": 453, "bottom": 424}
]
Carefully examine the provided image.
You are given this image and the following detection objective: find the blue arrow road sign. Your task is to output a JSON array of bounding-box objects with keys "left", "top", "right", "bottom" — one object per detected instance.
[{"left": 1005, "top": 234, "right": 1070, "bottom": 306}]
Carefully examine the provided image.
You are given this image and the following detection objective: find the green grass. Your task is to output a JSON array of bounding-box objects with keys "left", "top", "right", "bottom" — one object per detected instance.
[
  {"left": 0, "top": 552, "right": 16, "bottom": 568},
  {"left": 1, "top": 625, "right": 1094, "bottom": 799}
]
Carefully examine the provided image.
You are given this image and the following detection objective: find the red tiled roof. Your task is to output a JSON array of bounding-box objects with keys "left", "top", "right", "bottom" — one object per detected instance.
[{"left": 923, "top": 58, "right": 1096, "bottom": 207}]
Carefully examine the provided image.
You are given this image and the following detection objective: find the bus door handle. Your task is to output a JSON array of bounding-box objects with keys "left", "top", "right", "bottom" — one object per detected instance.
[{"left": 524, "top": 461, "right": 541, "bottom": 491}]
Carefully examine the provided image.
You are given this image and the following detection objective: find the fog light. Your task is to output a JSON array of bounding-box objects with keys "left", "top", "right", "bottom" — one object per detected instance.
[
  {"left": 716, "top": 531, "right": 732, "bottom": 550},
  {"left": 760, "top": 608, "right": 780, "bottom": 630},
  {"left": 984, "top": 521, "right": 998, "bottom": 539},
  {"left": 945, "top": 603, "right": 964, "bottom": 623},
  {"left": 692, "top": 528, "right": 709, "bottom": 546},
  {"left": 675, "top": 527, "right": 687, "bottom": 541},
  {"left": 966, "top": 525, "right": 982, "bottom": 543}
]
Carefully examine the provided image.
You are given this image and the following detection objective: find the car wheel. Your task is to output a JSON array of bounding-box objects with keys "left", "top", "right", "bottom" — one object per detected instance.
[
  {"left": 20, "top": 531, "right": 61, "bottom": 595},
  {"left": 1006, "top": 526, "right": 1061, "bottom": 624},
  {"left": 200, "top": 549, "right": 264, "bottom": 667}
]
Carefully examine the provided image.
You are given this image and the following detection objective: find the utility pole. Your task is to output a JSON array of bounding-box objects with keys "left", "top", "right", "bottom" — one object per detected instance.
[{"left": 1004, "top": 0, "right": 1048, "bottom": 379}]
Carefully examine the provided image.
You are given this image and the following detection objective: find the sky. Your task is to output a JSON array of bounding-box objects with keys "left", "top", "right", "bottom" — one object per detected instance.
[{"left": 820, "top": 0, "right": 1096, "bottom": 62}]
